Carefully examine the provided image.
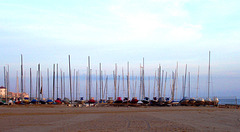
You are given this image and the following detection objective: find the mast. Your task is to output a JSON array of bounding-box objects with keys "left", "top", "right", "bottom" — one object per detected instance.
[
  {"left": 171, "top": 71, "right": 174, "bottom": 100},
  {"left": 73, "top": 69, "right": 75, "bottom": 100},
  {"left": 86, "top": 67, "right": 88, "bottom": 100},
  {"left": 30, "top": 68, "right": 32, "bottom": 101},
  {"left": 88, "top": 56, "right": 91, "bottom": 100},
  {"left": 127, "top": 61, "right": 130, "bottom": 99},
  {"left": 139, "top": 64, "right": 142, "bottom": 100},
  {"left": 148, "top": 76, "right": 150, "bottom": 98},
  {"left": 96, "top": 70, "right": 98, "bottom": 101},
  {"left": 142, "top": 58, "right": 145, "bottom": 99},
  {"left": 16, "top": 71, "right": 19, "bottom": 98},
  {"left": 196, "top": 66, "right": 200, "bottom": 98},
  {"left": 41, "top": 72, "right": 43, "bottom": 99},
  {"left": 175, "top": 62, "right": 178, "bottom": 100},
  {"left": 208, "top": 51, "right": 211, "bottom": 99},
  {"left": 182, "top": 75, "right": 185, "bottom": 98},
  {"left": 99, "top": 63, "right": 101, "bottom": 100},
  {"left": 76, "top": 70, "right": 78, "bottom": 100},
  {"left": 68, "top": 55, "right": 72, "bottom": 104},
  {"left": 132, "top": 71, "right": 134, "bottom": 97},
  {"left": 105, "top": 75, "right": 108, "bottom": 100},
  {"left": 158, "top": 65, "right": 161, "bottom": 98},
  {"left": 60, "top": 69, "right": 62, "bottom": 99},
  {"left": 63, "top": 72, "right": 65, "bottom": 98},
  {"left": 35, "top": 71, "right": 38, "bottom": 99},
  {"left": 134, "top": 76, "right": 137, "bottom": 98},
  {"left": 7, "top": 66, "right": 9, "bottom": 103},
  {"left": 188, "top": 72, "right": 190, "bottom": 98},
  {"left": 47, "top": 68, "right": 49, "bottom": 99},
  {"left": 184, "top": 64, "right": 187, "bottom": 97},
  {"left": 53, "top": 64, "right": 55, "bottom": 100},
  {"left": 161, "top": 70, "right": 164, "bottom": 97},
  {"left": 20, "top": 54, "right": 23, "bottom": 100},
  {"left": 38, "top": 64, "right": 40, "bottom": 101},
  {"left": 122, "top": 68, "right": 124, "bottom": 98},
  {"left": 153, "top": 71, "right": 156, "bottom": 97},
  {"left": 118, "top": 75, "right": 120, "bottom": 97},
  {"left": 114, "top": 63, "right": 117, "bottom": 100},
  {"left": 56, "top": 64, "right": 58, "bottom": 99},
  {"left": 164, "top": 72, "right": 167, "bottom": 98}
]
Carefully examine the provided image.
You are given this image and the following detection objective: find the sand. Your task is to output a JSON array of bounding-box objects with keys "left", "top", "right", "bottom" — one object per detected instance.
[{"left": 0, "top": 105, "right": 239, "bottom": 132}]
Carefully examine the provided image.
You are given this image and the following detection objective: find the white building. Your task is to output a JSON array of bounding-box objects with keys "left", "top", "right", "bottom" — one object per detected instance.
[{"left": 0, "top": 86, "right": 7, "bottom": 98}]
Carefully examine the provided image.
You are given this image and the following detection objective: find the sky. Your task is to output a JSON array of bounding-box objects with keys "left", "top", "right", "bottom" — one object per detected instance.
[{"left": 0, "top": 0, "right": 239, "bottom": 99}]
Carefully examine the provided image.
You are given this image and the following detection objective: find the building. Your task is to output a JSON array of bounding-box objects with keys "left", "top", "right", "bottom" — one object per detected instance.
[
  {"left": 0, "top": 86, "right": 7, "bottom": 98},
  {"left": 0, "top": 86, "right": 29, "bottom": 99}
]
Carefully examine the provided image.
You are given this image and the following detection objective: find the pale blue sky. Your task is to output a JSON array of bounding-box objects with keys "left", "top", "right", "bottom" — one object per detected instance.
[{"left": 0, "top": 0, "right": 239, "bottom": 98}]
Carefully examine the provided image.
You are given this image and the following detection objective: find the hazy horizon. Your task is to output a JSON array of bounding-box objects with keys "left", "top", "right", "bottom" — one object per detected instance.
[{"left": 0, "top": 0, "right": 239, "bottom": 99}]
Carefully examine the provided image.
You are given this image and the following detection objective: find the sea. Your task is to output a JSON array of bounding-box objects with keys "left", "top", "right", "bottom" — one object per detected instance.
[{"left": 219, "top": 99, "right": 240, "bottom": 105}]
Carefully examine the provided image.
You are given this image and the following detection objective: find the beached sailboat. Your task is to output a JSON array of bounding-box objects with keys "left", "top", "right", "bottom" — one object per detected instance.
[
  {"left": 195, "top": 97, "right": 205, "bottom": 106},
  {"left": 205, "top": 51, "right": 219, "bottom": 106},
  {"left": 142, "top": 97, "right": 150, "bottom": 105},
  {"left": 46, "top": 98, "right": 54, "bottom": 104},
  {"left": 180, "top": 65, "right": 190, "bottom": 106},
  {"left": 194, "top": 66, "right": 205, "bottom": 106}
]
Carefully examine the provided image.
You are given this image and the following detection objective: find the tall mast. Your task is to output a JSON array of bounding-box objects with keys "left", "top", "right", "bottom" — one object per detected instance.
[
  {"left": 161, "top": 70, "right": 164, "bottom": 97},
  {"left": 164, "top": 72, "right": 167, "bottom": 98},
  {"left": 182, "top": 75, "right": 184, "bottom": 98},
  {"left": 208, "top": 51, "right": 211, "bottom": 99},
  {"left": 148, "top": 76, "right": 150, "bottom": 98},
  {"left": 73, "top": 69, "right": 75, "bottom": 100},
  {"left": 47, "top": 68, "right": 49, "bottom": 99},
  {"left": 63, "top": 72, "right": 65, "bottom": 98},
  {"left": 99, "top": 63, "right": 102, "bottom": 100},
  {"left": 60, "top": 69, "right": 62, "bottom": 99},
  {"left": 118, "top": 75, "right": 120, "bottom": 97},
  {"left": 38, "top": 64, "right": 41, "bottom": 101},
  {"left": 114, "top": 63, "right": 117, "bottom": 100},
  {"left": 6, "top": 66, "right": 9, "bottom": 103},
  {"left": 134, "top": 76, "right": 137, "bottom": 98},
  {"left": 68, "top": 55, "right": 72, "bottom": 103},
  {"left": 41, "top": 72, "right": 43, "bottom": 99},
  {"left": 88, "top": 56, "right": 91, "bottom": 100},
  {"left": 142, "top": 58, "right": 145, "bottom": 99},
  {"left": 86, "top": 67, "right": 88, "bottom": 100},
  {"left": 56, "top": 64, "right": 58, "bottom": 99},
  {"left": 20, "top": 54, "right": 23, "bottom": 100},
  {"left": 158, "top": 65, "right": 161, "bottom": 98},
  {"left": 122, "top": 67, "right": 124, "bottom": 98},
  {"left": 171, "top": 71, "right": 174, "bottom": 100},
  {"left": 53, "top": 64, "right": 55, "bottom": 100},
  {"left": 188, "top": 72, "right": 190, "bottom": 98},
  {"left": 184, "top": 64, "right": 187, "bottom": 97},
  {"left": 139, "top": 64, "right": 142, "bottom": 100},
  {"left": 127, "top": 61, "right": 130, "bottom": 99},
  {"left": 175, "top": 62, "right": 178, "bottom": 100},
  {"left": 76, "top": 70, "right": 78, "bottom": 100},
  {"left": 96, "top": 70, "right": 98, "bottom": 101},
  {"left": 30, "top": 68, "right": 32, "bottom": 100},
  {"left": 36, "top": 71, "right": 38, "bottom": 99},
  {"left": 16, "top": 71, "right": 19, "bottom": 97},
  {"left": 153, "top": 71, "right": 156, "bottom": 97},
  {"left": 105, "top": 75, "right": 108, "bottom": 100},
  {"left": 132, "top": 71, "right": 134, "bottom": 97},
  {"left": 196, "top": 66, "right": 200, "bottom": 98}
]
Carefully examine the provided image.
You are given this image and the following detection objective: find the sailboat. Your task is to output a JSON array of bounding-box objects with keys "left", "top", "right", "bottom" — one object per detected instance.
[
  {"left": 205, "top": 51, "right": 219, "bottom": 106},
  {"left": 180, "top": 65, "right": 190, "bottom": 106},
  {"left": 195, "top": 66, "right": 205, "bottom": 106}
]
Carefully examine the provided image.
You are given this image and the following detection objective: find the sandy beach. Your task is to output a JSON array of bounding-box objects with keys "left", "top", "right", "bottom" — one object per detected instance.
[{"left": 0, "top": 105, "right": 239, "bottom": 132}]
